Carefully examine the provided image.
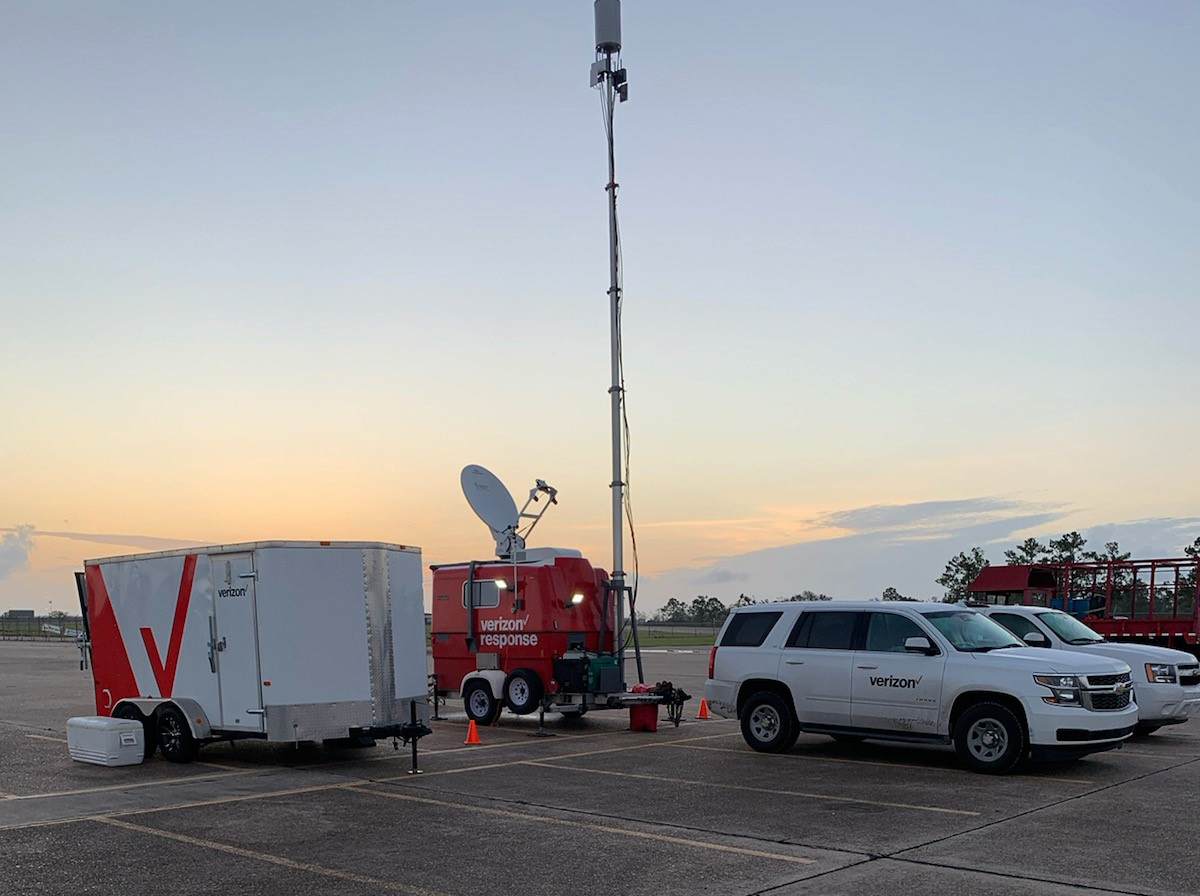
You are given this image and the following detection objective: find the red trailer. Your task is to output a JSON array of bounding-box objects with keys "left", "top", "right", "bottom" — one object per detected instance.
[
  {"left": 430, "top": 466, "right": 657, "bottom": 725},
  {"left": 969, "top": 558, "right": 1200, "bottom": 655}
]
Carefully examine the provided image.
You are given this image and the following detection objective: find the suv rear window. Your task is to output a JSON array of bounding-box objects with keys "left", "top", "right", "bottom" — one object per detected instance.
[{"left": 721, "top": 611, "right": 783, "bottom": 647}]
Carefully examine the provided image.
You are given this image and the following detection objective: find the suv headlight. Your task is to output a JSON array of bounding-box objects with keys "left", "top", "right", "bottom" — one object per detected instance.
[
  {"left": 1145, "top": 663, "right": 1177, "bottom": 684},
  {"left": 1034, "top": 674, "right": 1082, "bottom": 706}
]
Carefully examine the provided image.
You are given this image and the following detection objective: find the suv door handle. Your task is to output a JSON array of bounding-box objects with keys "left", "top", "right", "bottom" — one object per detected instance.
[
  {"left": 785, "top": 660, "right": 805, "bottom": 665},
  {"left": 856, "top": 664, "right": 878, "bottom": 670}
]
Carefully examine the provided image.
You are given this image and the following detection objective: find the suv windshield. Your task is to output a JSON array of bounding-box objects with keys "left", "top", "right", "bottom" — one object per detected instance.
[
  {"left": 925, "top": 610, "right": 1024, "bottom": 652},
  {"left": 1036, "top": 611, "right": 1104, "bottom": 645}
]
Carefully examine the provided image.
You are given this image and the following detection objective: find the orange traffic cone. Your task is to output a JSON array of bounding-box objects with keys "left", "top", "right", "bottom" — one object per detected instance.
[
  {"left": 464, "top": 719, "right": 481, "bottom": 745},
  {"left": 696, "top": 699, "right": 710, "bottom": 720}
]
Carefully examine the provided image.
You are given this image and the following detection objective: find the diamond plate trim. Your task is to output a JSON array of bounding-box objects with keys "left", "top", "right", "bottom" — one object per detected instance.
[
  {"left": 265, "top": 701, "right": 374, "bottom": 741},
  {"left": 362, "top": 548, "right": 396, "bottom": 726}
]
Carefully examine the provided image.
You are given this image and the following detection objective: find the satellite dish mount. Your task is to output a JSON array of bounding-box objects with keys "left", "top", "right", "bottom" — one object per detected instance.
[{"left": 461, "top": 465, "right": 559, "bottom": 559}]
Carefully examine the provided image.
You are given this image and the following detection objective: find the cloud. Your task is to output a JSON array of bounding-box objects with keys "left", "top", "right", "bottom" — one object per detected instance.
[
  {"left": 0, "top": 528, "right": 204, "bottom": 552},
  {"left": 691, "top": 568, "right": 749, "bottom": 585},
  {"left": 0, "top": 525, "right": 36, "bottom": 579},
  {"left": 811, "top": 497, "right": 1065, "bottom": 537}
]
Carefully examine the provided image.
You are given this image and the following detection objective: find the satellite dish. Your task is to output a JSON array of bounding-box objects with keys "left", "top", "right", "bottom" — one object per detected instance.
[{"left": 461, "top": 465, "right": 520, "bottom": 554}]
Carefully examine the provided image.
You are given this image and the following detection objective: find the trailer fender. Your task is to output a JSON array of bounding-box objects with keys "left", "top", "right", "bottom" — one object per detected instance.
[
  {"left": 113, "top": 698, "right": 213, "bottom": 740},
  {"left": 167, "top": 697, "right": 214, "bottom": 740},
  {"left": 460, "top": 670, "right": 506, "bottom": 699}
]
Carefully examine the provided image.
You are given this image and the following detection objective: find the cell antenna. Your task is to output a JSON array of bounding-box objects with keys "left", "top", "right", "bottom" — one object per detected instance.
[{"left": 590, "top": 0, "right": 635, "bottom": 685}]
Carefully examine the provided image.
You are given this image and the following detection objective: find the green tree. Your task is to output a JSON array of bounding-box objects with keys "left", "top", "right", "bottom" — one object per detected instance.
[
  {"left": 789, "top": 590, "right": 832, "bottom": 602},
  {"left": 881, "top": 586, "right": 915, "bottom": 602},
  {"left": 937, "top": 547, "right": 989, "bottom": 603},
  {"left": 655, "top": 597, "right": 691, "bottom": 623},
  {"left": 1004, "top": 538, "right": 1047, "bottom": 565},
  {"left": 732, "top": 594, "right": 758, "bottom": 608},
  {"left": 691, "top": 595, "right": 728, "bottom": 625},
  {"left": 1046, "top": 532, "right": 1088, "bottom": 564},
  {"left": 1184, "top": 537, "right": 1200, "bottom": 559},
  {"left": 1083, "top": 541, "right": 1130, "bottom": 564}
]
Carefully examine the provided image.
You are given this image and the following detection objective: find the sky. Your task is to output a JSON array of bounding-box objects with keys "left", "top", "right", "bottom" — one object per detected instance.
[{"left": 2, "top": 2, "right": 1198, "bottom": 613}]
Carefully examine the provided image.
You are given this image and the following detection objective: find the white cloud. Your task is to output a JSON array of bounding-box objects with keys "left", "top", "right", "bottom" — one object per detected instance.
[{"left": 0, "top": 525, "right": 36, "bottom": 579}]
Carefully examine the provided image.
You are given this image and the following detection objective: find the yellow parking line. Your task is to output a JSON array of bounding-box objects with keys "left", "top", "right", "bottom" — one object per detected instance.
[
  {"left": 350, "top": 786, "right": 814, "bottom": 865},
  {"left": 10, "top": 770, "right": 257, "bottom": 801},
  {"left": 96, "top": 816, "right": 450, "bottom": 896},
  {"left": 668, "top": 743, "right": 1087, "bottom": 785},
  {"left": 526, "top": 760, "right": 978, "bottom": 816},
  {"left": 25, "top": 733, "right": 67, "bottom": 743}
]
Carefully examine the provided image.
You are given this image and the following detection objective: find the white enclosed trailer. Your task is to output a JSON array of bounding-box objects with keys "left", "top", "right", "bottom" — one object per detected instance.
[{"left": 77, "top": 541, "right": 429, "bottom": 762}]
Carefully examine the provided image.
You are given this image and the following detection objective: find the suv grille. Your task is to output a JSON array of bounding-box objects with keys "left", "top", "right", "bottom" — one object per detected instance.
[
  {"left": 1179, "top": 666, "right": 1199, "bottom": 687},
  {"left": 1088, "top": 691, "right": 1132, "bottom": 711},
  {"left": 1086, "top": 672, "right": 1132, "bottom": 688}
]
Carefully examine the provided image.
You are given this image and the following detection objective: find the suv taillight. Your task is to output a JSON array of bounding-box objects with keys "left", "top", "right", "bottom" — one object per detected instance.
[{"left": 708, "top": 646, "right": 717, "bottom": 679}]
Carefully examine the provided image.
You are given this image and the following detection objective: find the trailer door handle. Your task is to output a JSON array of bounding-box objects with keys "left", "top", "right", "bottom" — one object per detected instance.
[
  {"left": 207, "top": 617, "right": 218, "bottom": 672},
  {"left": 856, "top": 664, "right": 878, "bottom": 670},
  {"left": 238, "top": 572, "right": 257, "bottom": 579}
]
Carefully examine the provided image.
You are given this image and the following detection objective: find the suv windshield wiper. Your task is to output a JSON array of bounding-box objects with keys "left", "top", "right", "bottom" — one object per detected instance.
[
  {"left": 1066, "top": 637, "right": 1103, "bottom": 645},
  {"left": 962, "top": 644, "right": 1022, "bottom": 652}
]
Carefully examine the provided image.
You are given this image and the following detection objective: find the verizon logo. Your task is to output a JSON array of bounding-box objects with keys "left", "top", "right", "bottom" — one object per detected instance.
[
  {"left": 218, "top": 586, "right": 248, "bottom": 598},
  {"left": 869, "top": 675, "right": 923, "bottom": 689}
]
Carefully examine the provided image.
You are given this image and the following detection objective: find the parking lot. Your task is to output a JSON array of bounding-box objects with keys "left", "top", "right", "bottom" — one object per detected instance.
[{"left": 2, "top": 640, "right": 1198, "bottom": 896}]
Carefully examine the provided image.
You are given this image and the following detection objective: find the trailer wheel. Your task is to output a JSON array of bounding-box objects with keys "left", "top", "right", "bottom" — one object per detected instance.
[
  {"left": 463, "top": 680, "right": 501, "bottom": 725},
  {"left": 112, "top": 703, "right": 157, "bottom": 761},
  {"left": 157, "top": 705, "right": 200, "bottom": 763},
  {"left": 503, "top": 668, "right": 543, "bottom": 716}
]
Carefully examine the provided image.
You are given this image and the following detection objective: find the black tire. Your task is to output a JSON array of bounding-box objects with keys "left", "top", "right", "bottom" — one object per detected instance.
[
  {"left": 953, "top": 702, "right": 1026, "bottom": 774},
  {"left": 739, "top": 691, "right": 795, "bottom": 753},
  {"left": 1134, "top": 723, "right": 1163, "bottom": 736},
  {"left": 829, "top": 734, "right": 865, "bottom": 745},
  {"left": 503, "top": 668, "right": 544, "bottom": 716},
  {"left": 463, "top": 679, "right": 501, "bottom": 725},
  {"left": 112, "top": 703, "right": 156, "bottom": 761},
  {"left": 156, "top": 705, "right": 200, "bottom": 763}
]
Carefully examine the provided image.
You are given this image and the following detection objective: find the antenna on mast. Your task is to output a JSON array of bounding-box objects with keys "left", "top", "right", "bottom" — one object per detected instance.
[{"left": 590, "top": 0, "right": 641, "bottom": 686}]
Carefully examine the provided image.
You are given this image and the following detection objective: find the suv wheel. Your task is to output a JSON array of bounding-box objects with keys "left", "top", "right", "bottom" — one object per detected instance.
[
  {"left": 740, "top": 691, "right": 794, "bottom": 753},
  {"left": 954, "top": 702, "right": 1026, "bottom": 774}
]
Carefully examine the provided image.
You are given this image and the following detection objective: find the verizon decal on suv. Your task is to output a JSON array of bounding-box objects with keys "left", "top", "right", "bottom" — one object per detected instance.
[{"left": 704, "top": 601, "right": 1138, "bottom": 774}]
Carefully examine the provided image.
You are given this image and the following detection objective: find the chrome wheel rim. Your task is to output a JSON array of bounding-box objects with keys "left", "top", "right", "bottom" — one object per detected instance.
[
  {"left": 967, "top": 718, "right": 1008, "bottom": 762},
  {"left": 749, "top": 704, "right": 781, "bottom": 743},
  {"left": 161, "top": 716, "right": 182, "bottom": 753}
]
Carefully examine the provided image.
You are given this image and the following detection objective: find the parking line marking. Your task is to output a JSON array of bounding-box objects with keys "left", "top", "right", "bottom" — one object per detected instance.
[
  {"left": 665, "top": 743, "right": 1088, "bottom": 784},
  {"left": 9, "top": 770, "right": 258, "bottom": 801},
  {"left": 349, "top": 786, "right": 815, "bottom": 865},
  {"left": 525, "top": 761, "right": 979, "bottom": 816},
  {"left": 95, "top": 816, "right": 450, "bottom": 895},
  {"left": 25, "top": 733, "right": 67, "bottom": 743},
  {"left": 369, "top": 732, "right": 740, "bottom": 782}
]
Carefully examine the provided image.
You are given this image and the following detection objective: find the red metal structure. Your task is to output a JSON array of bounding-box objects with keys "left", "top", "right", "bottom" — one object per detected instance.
[{"left": 969, "top": 558, "right": 1200, "bottom": 653}]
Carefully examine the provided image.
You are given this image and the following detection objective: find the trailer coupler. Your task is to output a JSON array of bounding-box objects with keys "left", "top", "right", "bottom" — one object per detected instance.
[{"left": 353, "top": 703, "right": 433, "bottom": 775}]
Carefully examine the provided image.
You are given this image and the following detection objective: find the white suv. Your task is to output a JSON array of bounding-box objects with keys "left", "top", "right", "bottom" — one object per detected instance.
[
  {"left": 705, "top": 601, "right": 1138, "bottom": 774},
  {"left": 976, "top": 604, "right": 1200, "bottom": 734}
]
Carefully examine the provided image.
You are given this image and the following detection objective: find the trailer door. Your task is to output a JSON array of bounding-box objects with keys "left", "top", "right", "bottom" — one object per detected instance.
[{"left": 212, "top": 553, "right": 264, "bottom": 732}]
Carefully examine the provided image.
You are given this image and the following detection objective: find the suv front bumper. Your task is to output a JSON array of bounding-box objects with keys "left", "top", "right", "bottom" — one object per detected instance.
[
  {"left": 1023, "top": 696, "right": 1137, "bottom": 757},
  {"left": 1134, "top": 682, "right": 1200, "bottom": 725}
]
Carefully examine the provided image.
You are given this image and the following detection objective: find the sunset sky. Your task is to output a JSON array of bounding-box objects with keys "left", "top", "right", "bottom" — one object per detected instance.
[{"left": 3, "top": 2, "right": 1198, "bottom": 613}]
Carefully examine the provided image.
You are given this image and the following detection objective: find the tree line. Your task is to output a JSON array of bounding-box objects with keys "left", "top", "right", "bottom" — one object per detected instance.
[{"left": 648, "top": 535, "right": 1200, "bottom": 622}]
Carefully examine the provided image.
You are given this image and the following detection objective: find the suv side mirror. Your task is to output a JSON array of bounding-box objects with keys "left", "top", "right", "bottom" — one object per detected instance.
[
  {"left": 1023, "top": 631, "right": 1050, "bottom": 648},
  {"left": 904, "top": 636, "right": 936, "bottom": 655}
]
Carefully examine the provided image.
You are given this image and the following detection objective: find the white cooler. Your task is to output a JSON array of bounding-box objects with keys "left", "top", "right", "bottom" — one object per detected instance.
[{"left": 67, "top": 716, "right": 145, "bottom": 767}]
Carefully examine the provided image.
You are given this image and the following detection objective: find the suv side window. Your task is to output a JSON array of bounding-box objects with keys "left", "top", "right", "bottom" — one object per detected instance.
[
  {"left": 864, "top": 612, "right": 934, "bottom": 653},
  {"left": 990, "top": 612, "right": 1041, "bottom": 640},
  {"left": 789, "top": 611, "right": 859, "bottom": 650},
  {"left": 720, "top": 611, "right": 784, "bottom": 647}
]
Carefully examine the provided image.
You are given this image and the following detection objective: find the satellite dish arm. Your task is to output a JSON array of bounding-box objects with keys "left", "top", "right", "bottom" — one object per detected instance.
[{"left": 517, "top": 480, "right": 558, "bottom": 543}]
